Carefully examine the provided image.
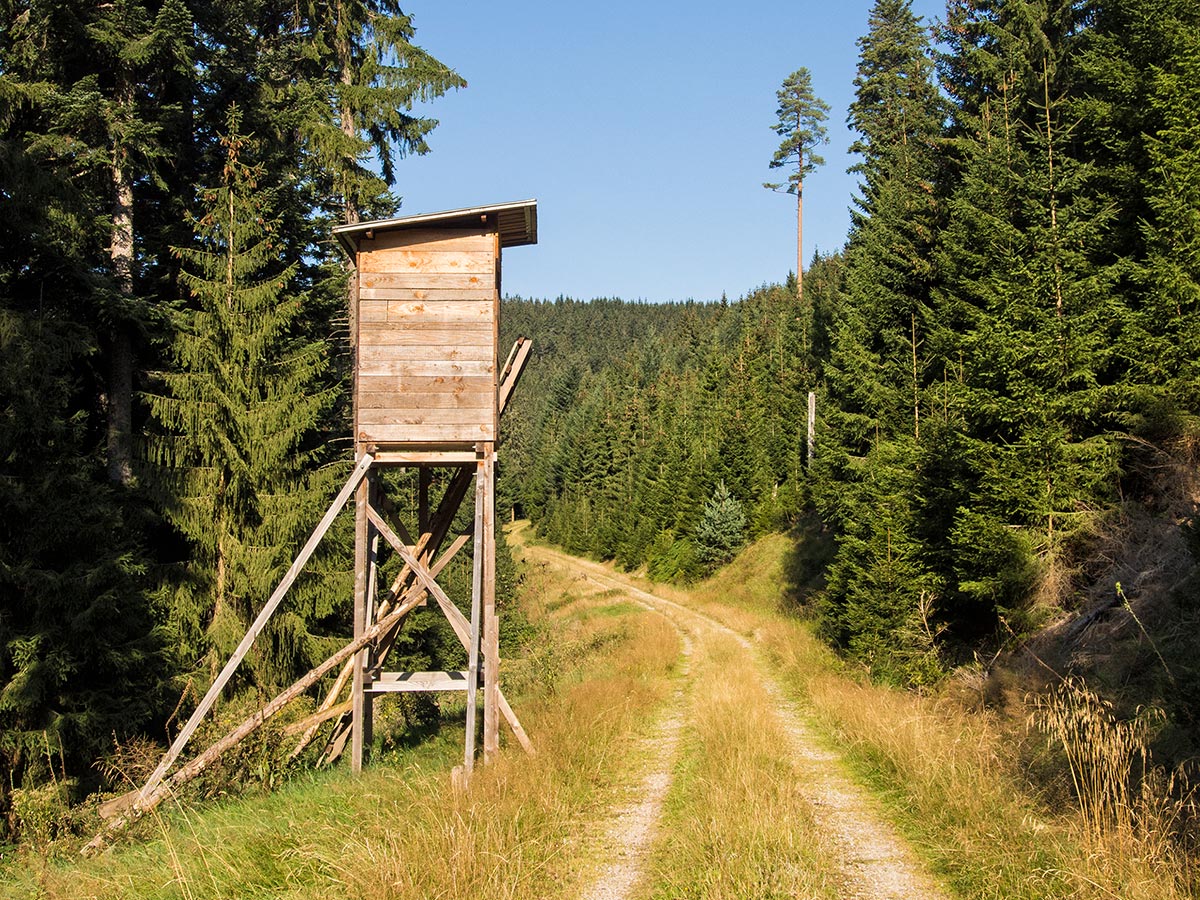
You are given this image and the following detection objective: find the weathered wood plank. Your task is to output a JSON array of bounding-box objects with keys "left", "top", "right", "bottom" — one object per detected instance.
[
  {"left": 360, "top": 423, "right": 494, "bottom": 442},
  {"left": 365, "top": 671, "right": 470, "bottom": 693},
  {"left": 358, "top": 299, "right": 493, "bottom": 323},
  {"left": 361, "top": 227, "right": 492, "bottom": 252},
  {"left": 359, "top": 390, "right": 494, "bottom": 410},
  {"left": 362, "top": 250, "right": 493, "bottom": 274},
  {"left": 357, "top": 325, "right": 493, "bottom": 346},
  {"left": 370, "top": 450, "right": 479, "bottom": 464},
  {"left": 358, "top": 346, "right": 494, "bottom": 364},
  {"left": 355, "top": 273, "right": 492, "bottom": 297},
  {"left": 357, "top": 359, "right": 495, "bottom": 377},
  {"left": 361, "top": 289, "right": 496, "bottom": 303},
  {"left": 357, "top": 373, "right": 492, "bottom": 393},
  {"left": 358, "top": 408, "right": 493, "bottom": 426},
  {"left": 356, "top": 271, "right": 492, "bottom": 289}
]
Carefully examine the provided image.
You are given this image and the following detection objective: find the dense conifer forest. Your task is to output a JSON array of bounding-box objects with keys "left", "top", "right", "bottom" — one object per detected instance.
[
  {"left": 505, "top": 0, "right": 1200, "bottom": 750},
  {"left": 2, "top": 0, "right": 1199, "bottom": 849}
]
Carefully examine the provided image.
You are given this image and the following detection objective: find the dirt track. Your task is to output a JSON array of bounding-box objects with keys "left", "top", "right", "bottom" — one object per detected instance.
[{"left": 522, "top": 541, "right": 950, "bottom": 900}]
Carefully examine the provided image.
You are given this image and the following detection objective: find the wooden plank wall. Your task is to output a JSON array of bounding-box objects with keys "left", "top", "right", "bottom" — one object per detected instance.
[{"left": 355, "top": 227, "right": 499, "bottom": 446}]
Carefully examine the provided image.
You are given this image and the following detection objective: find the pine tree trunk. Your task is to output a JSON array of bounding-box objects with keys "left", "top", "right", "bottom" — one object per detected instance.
[
  {"left": 336, "top": 0, "right": 359, "bottom": 228},
  {"left": 796, "top": 181, "right": 804, "bottom": 302},
  {"left": 107, "top": 152, "right": 135, "bottom": 486}
]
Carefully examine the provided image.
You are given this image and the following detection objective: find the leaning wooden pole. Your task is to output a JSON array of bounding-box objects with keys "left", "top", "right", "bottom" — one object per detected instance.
[
  {"left": 85, "top": 595, "right": 420, "bottom": 855},
  {"left": 134, "top": 454, "right": 374, "bottom": 804}
]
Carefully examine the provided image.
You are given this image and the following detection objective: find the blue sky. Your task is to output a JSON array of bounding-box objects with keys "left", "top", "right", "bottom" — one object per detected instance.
[{"left": 395, "top": 0, "right": 946, "bottom": 303}]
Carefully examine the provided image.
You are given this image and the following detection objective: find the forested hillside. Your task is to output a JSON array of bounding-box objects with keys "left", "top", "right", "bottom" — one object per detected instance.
[
  {"left": 499, "top": 286, "right": 830, "bottom": 579},
  {"left": 508, "top": 0, "right": 1200, "bottom": 744}
]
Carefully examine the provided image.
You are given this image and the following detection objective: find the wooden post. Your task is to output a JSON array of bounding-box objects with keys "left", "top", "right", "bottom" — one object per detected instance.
[
  {"left": 807, "top": 390, "right": 816, "bottom": 466},
  {"left": 418, "top": 468, "right": 431, "bottom": 536},
  {"left": 481, "top": 445, "right": 499, "bottom": 760},
  {"left": 464, "top": 451, "right": 487, "bottom": 775},
  {"left": 351, "top": 471, "right": 372, "bottom": 774}
]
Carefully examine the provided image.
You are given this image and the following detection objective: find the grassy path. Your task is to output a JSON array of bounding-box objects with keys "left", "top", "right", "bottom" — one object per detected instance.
[
  {"left": 10, "top": 528, "right": 1176, "bottom": 899},
  {"left": 519, "top": 536, "right": 951, "bottom": 900}
]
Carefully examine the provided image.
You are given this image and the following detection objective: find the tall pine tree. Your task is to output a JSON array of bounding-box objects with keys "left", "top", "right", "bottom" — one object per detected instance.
[{"left": 765, "top": 68, "right": 830, "bottom": 299}]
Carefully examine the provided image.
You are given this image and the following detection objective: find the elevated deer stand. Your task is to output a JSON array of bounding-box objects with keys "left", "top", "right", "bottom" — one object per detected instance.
[
  {"left": 91, "top": 201, "right": 538, "bottom": 850},
  {"left": 334, "top": 200, "right": 538, "bottom": 775}
]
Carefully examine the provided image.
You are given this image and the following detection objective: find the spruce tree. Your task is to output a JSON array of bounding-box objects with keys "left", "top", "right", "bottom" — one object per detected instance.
[
  {"left": 694, "top": 481, "right": 747, "bottom": 569},
  {"left": 0, "top": 116, "right": 168, "bottom": 815},
  {"left": 298, "top": 0, "right": 467, "bottom": 224},
  {"left": 1131, "top": 25, "right": 1200, "bottom": 424},
  {"left": 930, "top": 0, "right": 1123, "bottom": 635},
  {"left": 145, "top": 110, "right": 337, "bottom": 688},
  {"left": 815, "top": 0, "right": 947, "bottom": 673}
]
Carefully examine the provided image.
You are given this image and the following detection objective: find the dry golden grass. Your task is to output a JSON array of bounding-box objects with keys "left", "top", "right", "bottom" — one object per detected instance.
[
  {"left": 648, "top": 533, "right": 1200, "bottom": 900},
  {"left": 638, "top": 629, "right": 839, "bottom": 899},
  {"left": 11, "top": 528, "right": 1197, "bottom": 900}
]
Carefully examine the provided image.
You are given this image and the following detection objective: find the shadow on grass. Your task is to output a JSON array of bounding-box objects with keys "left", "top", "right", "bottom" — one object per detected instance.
[{"left": 781, "top": 510, "right": 836, "bottom": 611}]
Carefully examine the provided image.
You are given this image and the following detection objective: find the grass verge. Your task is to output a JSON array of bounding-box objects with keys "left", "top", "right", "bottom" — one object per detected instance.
[
  {"left": 626, "top": 533, "right": 1197, "bottom": 900},
  {"left": 0, "top": 549, "right": 681, "bottom": 900}
]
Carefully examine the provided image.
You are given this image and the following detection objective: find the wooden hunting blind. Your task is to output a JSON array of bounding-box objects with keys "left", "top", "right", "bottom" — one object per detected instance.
[
  {"left": 99, "top": 203, "right": 538, "bottom": 844},
  {"left": 336, "top": 201, "right": 537, "bottom": 451},
  {"left": 333, "top": 200, "right": 538, "bottom": 774}
]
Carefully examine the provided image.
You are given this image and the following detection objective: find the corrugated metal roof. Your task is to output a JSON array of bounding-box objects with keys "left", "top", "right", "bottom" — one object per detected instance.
[{"left": 333, "top": 199, "right": 537, "bottom": 256}]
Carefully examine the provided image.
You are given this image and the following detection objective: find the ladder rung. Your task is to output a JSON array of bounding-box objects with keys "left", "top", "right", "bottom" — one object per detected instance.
[{"left": 365, "top": 671, "right": 471, "bottom": 693}]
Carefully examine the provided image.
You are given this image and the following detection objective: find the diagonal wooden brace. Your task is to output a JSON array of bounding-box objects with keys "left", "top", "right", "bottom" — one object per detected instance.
[
  {"left": 136, "top": 453, "right": 375, "bottom": 803},
  {"left": 364, "top": 505, "right": 534, "bottom": 755}
]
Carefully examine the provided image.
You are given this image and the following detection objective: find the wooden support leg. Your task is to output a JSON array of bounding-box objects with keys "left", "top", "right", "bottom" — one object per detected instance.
[
  {"left": 418, "top": 467, "right": 431, "bottom": 536},
  {"left": 481, "top": 445, "right": 499, "bottom": 760},
  {"left": 363, "top": 506, "right": 534, "bottom": 757},
  {"left": 464, "top": 454, "right": 487, "bottom": 775},
  {"left": 351, "top": 472, "right": 372, "bottom": 774}
]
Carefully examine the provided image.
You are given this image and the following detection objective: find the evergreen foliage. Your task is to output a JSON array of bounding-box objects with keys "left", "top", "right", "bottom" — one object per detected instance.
[
  {"left": 764, "top": 68, "right": 831, "bottom": 192},
  {"left": 764, "top": 67, "right": 830, "bottom": 295},
  {"left": 5, "top": 0, "right": 1200, "bottom": 838},
  {"left": 503, "top": 282, "right": 827, "bottom": 582},
  {"left": 511, "top": 0, "right": 1200, "bottom": 698},
  {"left": 694, "top": 481, "right": 748, "bottom": 570},
  {"left": 145, "top": 111, "right": 338, "bottom": 689},
  {"left": 0, "top": 0, "right": 462, "bottom": 822}
]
